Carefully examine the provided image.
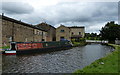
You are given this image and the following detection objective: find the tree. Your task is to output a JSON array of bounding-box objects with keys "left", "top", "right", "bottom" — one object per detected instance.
[{"left": 100, "top": 21, "right": 120, "bottom": 43}]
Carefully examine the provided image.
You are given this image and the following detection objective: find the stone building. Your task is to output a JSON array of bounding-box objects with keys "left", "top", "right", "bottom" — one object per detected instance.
[
  {"left": 35, "top": 22, "right": 56, "bottom": 41},
  {"left": 0, "top": 14, "right": 85, "bottom": 47},
  {"left": 56, "top": 25, "right": 85, "bottom": 41},
  {"left": 56, "top": 25, "right": 70, "bottom": 41},
  {"left": 1, "top": 15, "right": 47, "bottom": 46}
]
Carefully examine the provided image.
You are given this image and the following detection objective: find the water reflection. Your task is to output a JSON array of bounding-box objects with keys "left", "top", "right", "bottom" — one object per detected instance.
[{"left": 2, "top": 44, "right": 114, "bottom": 73}]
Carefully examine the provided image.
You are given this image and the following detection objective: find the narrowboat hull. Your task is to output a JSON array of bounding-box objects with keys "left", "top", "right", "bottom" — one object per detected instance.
[
  {"left": 16, "top": 45, "right": 72, "bottom": 55},
  {"left": 4, "top": 41, "right": 73, "bottom": 55}
]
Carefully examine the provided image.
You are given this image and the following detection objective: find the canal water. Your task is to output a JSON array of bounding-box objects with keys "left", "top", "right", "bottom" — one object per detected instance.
[{"left": 2, "top": 44, "right": 114, "bottom": 73}]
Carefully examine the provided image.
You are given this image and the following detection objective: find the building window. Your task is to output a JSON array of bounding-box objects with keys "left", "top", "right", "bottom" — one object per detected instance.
[
  {"left": 42, "top": 32, "right": 43, "bottom": 36},
  {"left": 43, "top": 32, "right": 45, "bottom": 36},
  {"left": 37, "top": 30, "right": 39, "bottom": 35},
  {"left": 79, "top": 32, "right": 81, "bottom": 35},
  {"left": 39, "top": 32, "right": 42, "bottom": 35},
  {"left": 34, "top": 30, "right": 37, "bottom": 34},
  {"left": 60, "top": 30, "right": 65, "bottom": 32}
]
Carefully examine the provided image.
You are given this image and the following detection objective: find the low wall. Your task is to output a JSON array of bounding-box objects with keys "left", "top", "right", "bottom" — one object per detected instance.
[
  {"left": 115, "top": 40, "right": 120, "bottom": 45},
  {"left": 86, "top": 40, "right": 108, "bottom": 43}
]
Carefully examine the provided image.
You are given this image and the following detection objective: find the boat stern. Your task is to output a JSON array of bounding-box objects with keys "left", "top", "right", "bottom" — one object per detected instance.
[{"left": 5, "top": 50, "right": 16, "bottom": 55}]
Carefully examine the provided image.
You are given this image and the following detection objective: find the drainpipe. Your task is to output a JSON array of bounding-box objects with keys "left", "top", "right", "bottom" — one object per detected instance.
[
  {"left": 42, "top": 31, "right": 43, "bottom": 41},
  {"left": 33, "top": 29, "right": 34, "bottom": 42},
  {"left": 12, "top": 22, "right": 14, "bottom": 42}
]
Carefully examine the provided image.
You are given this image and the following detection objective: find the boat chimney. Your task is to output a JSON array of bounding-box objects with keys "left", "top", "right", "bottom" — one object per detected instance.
[{"left": 2, "top": 13, "right": 4, "bottom": 16}]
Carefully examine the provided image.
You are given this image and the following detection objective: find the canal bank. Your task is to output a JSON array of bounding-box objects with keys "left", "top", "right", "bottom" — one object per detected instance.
[
  {"left": 71, "top": 38, "right": 87, "bottom": 47},
  {"left": 2, "top": 44, "right": 114, "bottom": 73},
  {"left": 74, "top": 44, "right": 119, "bottom": 73},
  {"left": 72, "top": 41, "right": 87, "bottom": 47}
]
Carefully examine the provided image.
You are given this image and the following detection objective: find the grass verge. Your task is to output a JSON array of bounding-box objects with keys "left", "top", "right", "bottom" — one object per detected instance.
[
  {"left": 74, "top": 44, "right": 119, "bottom": 73},
  {"left": 72, "top": 41, "right": 87, "bottom": 47}
]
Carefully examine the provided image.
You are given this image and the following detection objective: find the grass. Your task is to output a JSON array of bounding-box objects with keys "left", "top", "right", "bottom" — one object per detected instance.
[
  {"left": 74, "top": 44, "right": 119, "bottom": 73},
  {"left": 0, "top": 46, "right": 10, "bottom": 49}
]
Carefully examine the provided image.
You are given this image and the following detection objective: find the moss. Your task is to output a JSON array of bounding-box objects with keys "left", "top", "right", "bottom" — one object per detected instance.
[{"left": 74, "top": 44, "right": 119, "bottom": 73}]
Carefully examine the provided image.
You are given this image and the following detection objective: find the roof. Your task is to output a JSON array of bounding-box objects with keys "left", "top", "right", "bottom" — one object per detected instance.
[
  {"left": 36, "top": 22, "right": 56, "bottom": 29},
  {"left": 68, "top": 26, "right": 85, "bottom": 28},
  {"left": 57, "top": 25, "right": 85, "bottom": 29},
  {"left": 57, "top": 25, "right": 68, "bottom": 29},
  {"left": 1, "top": 15, "right": 47, "bottom": 32},
  {"left": 35, "top": 22, "right": 56, "bottom": 32}
]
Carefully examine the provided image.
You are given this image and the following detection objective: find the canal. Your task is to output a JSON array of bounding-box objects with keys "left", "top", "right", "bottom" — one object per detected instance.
[{"left": 2, "top": 43, "right": 114, "bottom": 73}]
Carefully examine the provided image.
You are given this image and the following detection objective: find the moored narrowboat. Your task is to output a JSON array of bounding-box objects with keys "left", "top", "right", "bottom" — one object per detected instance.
[{"left": 4, "top": 41, "right": 73, "bottom": 55}]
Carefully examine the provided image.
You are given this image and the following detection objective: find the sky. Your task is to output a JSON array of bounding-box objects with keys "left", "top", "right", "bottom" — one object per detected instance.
[{"left": 0, "top": 0, "right": 119, "bottom": 34}]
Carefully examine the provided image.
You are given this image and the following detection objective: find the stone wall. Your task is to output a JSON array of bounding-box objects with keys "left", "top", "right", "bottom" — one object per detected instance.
[
  {"left": 48, "top": 26, "right": 56, "bottom": 41},
  {"left": 2, "top": 15, "right": 47, "bottom": 46},
  {"left": 33, "top": 29, "right": 47, "bottom": 42},
  {"left": 2, "top": 19, "right": 13, "bottom": 46},
  {"left": 115, "top": 40, "right": 120, "bottom": 45},
  {"left": 56, "top": 25, "right": 85, "bottom": 41},
  {"left": 14, "top": 24, "right": 34, "bottom": 42},
  {"left": 56, "top": 25, "right": 70, "bottom": 41},
  {"left": 36, "top": 22, "right": 56, "bottom": 41},
  {"left": 70, "top": 27, "right": 85, "bottom": 38}
]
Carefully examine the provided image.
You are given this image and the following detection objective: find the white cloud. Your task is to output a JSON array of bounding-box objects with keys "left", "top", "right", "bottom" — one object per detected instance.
[
  {"left": 1, "top": 1, "right": 118, "bottom": 34},
  {"left": 2, "top": 2, "right": 34, "bottom": 14}
]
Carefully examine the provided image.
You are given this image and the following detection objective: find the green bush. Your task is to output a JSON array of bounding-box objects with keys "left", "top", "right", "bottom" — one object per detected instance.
[
  {"left": 71, "top": 38, "right": 85, "bottom": 42},
  {"left": 79, "top": 38, "right": 85, "bottom": 41},
  {"left": 71, "top": 39, "right": 76, "bottom": 44},
  {"left": 71, "top": 38, "right": 86, "bottom": 46},
  {"left": 77, "top": 38, "right": 85, "bottom": 42}
]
